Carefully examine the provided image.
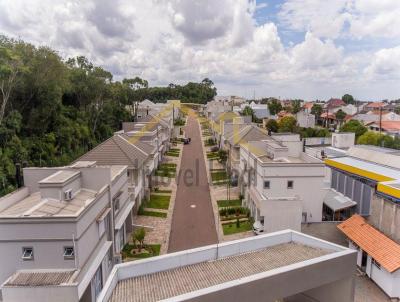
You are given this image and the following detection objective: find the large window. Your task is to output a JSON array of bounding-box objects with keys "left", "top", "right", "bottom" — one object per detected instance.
[
  {"left": 287, "top": 180, "right": 294, "bottom": 189},
  {"left": 263, "top": 180, "right": 270, "bottom": 189}
]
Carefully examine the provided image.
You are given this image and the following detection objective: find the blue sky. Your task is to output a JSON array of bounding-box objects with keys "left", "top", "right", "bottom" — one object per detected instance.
[{"left": 0, "top": 0, "right": 399, "bottom": 100}]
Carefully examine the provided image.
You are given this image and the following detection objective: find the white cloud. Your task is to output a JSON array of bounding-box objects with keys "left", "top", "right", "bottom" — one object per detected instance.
[
  {"left": 365, "top": 46, "right": 400, "bottom": 78},
  {"left": 278, "top": 0, "right": 400, "bottom": 40},
  {"left": 0, "top": 0, "right": 399, "bottom": 100}
]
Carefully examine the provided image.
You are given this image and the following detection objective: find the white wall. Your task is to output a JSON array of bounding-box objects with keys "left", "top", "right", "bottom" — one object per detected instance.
[{"left": 255, "top": 165, "right": 325, "bottom": 222}]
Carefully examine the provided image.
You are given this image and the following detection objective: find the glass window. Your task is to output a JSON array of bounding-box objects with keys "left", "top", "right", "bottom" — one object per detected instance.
[
  {"left": 263, "top": 180, "right": 270, "bottom": 189},
  {"left": 22, "top": 247, "right": 34, "bottom": 260},
  {"left": 63, "top": 247, "right": 75, "bottom": 259},
  {"left": 287, "top": 180, "right": 294, "bottom": 189}
]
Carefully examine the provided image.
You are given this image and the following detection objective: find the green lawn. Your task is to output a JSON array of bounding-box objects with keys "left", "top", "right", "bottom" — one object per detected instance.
[
  {"left": 145, "top": 194, "right": 171, "bottom": 209},
  {"left": 138, "top": 210, "right": 167, "bottom": 218},
  {"left": 122, "top": 244, "right": 161, "bottom": 260},
  {"left": 222, "top": 220, "right": 252, "bottom": 235},
  {"left": 211, "top": 171, "right": 228, "bottom": 182},
  {"left": 217, "top": 199, "right": 242, "bottom": 208},
  {"left": 159, "top": 163, "right": 176, "bottom": 168},
  {"left": 166, "top": 151, "right": 179, "bottom": 157},
  {"left": 207, "top": 152, "right": 220, "bottom": 159},
  {"left": 154, "top": 189, "right": 172, "bottom": 193}
]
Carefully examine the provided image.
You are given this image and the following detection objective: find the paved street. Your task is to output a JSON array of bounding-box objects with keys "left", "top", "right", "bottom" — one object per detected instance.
[{"left": 168, "top": 116, "right": 218, "bottom": 252}]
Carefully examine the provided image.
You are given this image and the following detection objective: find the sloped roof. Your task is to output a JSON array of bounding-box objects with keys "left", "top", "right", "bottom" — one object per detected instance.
[
  {"left": 139, "top": 99, "right": 156, "bottom": 107},
  {"left": 137, "top": 113, "right": 169, "bottom": 129},
  {"left": 338, "top": 215, "right": 400, "bottom": 273},
  {"left": 228, "top": 125, "right": 269, "bottom": 146},
  {"left": 4, "top": 270, "right": 76, "bottom": 286},
  {"left": 303, "top": 102, "right": 314, "bottom": 110},
  {"left": 366, "top": 102, "right": 386, "bottom": 108},
  {"left": 121, "top": 134, "right": 156, "bottom": 154},
  {"left": 326, "top": 98, "right": 345, "bottom": 108},
  {"left": 76, "top": 135, "right": 147, "bottom": 168},
  {"left": 369, "top": 121, "right": 400, "bottom": 131}
]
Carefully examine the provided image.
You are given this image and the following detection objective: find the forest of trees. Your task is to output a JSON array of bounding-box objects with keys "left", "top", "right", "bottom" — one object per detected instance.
[{"left": 0, "top": 36, "right": 217, "bottom": 196}]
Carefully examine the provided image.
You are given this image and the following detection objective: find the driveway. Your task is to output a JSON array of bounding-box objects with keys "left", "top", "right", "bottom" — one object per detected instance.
[{"left": 168, "top": 116, "right": 218, "bottom": 252}]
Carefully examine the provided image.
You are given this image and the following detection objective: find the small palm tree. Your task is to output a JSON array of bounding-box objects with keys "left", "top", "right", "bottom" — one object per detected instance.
[{"left": 134, "top": 228, "right": 146, "bottom": 252}]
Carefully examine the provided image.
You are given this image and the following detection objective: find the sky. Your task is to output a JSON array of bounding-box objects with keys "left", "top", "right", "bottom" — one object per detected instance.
[{"left": 0, "top": 0, "right": 400, "bottom": 101}]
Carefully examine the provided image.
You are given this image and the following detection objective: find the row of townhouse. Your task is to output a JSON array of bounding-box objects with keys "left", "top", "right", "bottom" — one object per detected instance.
[
  {"left": 208, "top": 111, "right": 355, "bottom": 232},
  {"left": 324, "top": 145, "right": 400, "bottom": 299},
  {"left": 0, "top": 102, "right": 177, "bottom": 302}
]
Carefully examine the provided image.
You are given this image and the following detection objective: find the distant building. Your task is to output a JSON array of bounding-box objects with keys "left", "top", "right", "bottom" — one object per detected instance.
[
  {"left": 366, "top": 121, "right": 400, "bottom": 137},
  {"left": 296, "top": 111, "right": 315, "bottom": 128}
]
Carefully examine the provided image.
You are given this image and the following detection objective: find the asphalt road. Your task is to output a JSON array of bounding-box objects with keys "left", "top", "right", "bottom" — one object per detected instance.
[{"left": 168, "top": 116, "right": 218, "bottom": 252}]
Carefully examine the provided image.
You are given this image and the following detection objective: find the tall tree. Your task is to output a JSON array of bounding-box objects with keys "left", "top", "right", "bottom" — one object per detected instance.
[
  {"left": 0, "top": 37, "right": 26, "bottom": 125},
  {"left": 342, "top": 94, "right": 355, "bottom": 105},
  {"left": 278, "top": 116, "right": 297, "bottom": 132},
  {"left": 268, "top": 98, "right": 282, "bottom": 115}
]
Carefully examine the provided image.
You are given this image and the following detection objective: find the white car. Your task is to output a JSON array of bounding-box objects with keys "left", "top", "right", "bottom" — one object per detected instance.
[{"left": 253, "top": 221, "right": 264, "bottom": 235}]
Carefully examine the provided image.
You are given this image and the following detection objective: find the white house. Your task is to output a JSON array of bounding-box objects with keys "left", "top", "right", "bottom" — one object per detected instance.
[
  {"left": 239, "top": 133, "right": 326, "bottom": 233},
  {"left": 0, "top": 162, "right": 130, "bottom": 302},
  {"left": 339, "top": 215, "right": 400, "bottom": 300}
]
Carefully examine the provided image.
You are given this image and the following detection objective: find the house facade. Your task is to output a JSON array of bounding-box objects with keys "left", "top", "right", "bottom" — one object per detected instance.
[
  {"left": 0, "top": 162, "right": 130, "bottom": 302},
  {"left": 239, "top": 133, "right": 326, "bottom": 233}
]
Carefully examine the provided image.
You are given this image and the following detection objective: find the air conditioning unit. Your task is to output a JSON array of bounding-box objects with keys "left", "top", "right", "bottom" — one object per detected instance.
[{"left": 64, "top": 189, "right": 73, "bottom": 201}]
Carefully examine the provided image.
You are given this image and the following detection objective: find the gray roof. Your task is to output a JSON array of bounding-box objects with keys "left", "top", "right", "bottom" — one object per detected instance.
[
  {"left": 121, "top": 135, "right": 156, "bottom": 155},
  {"left": 227, "top": 125, "right": 269, "bottom": 145},
  {"left": 0, "top": 189, "right": 97, "bottom": 218},
  {"left": 110, "top": 242, "right": 331, "bottom": 302},
  {"left": 76, "top": 135, "right": 148, "bottom": 169},
  {"left": 137, "top": 113, "right": 169, "bottom": 129},
  {"left": 323, "top": 190, "right": 356, "bottom": 212},
  {"left": 5, "top": 270, "right": 76, "bottom": 287}
]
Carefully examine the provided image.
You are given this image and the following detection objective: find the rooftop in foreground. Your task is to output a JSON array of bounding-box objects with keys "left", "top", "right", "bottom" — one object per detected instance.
[
  {"left": 98, "top": 230, "right": 356, "bottom": 302},
  {"left": 111, "top": 242, "right": 331, "bottom": 302}
]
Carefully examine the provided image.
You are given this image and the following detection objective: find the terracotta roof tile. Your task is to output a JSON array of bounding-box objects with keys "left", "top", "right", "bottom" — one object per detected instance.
[{"left": 337, "top": 214, "right": 400, "bottom": 273}]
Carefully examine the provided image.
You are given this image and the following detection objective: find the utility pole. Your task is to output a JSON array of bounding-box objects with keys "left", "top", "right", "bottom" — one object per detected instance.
[{"left": 379, "top": 106, "right": 382, "bottom": 135}]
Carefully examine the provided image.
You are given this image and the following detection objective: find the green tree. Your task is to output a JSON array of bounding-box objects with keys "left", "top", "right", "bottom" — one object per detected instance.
[
  {"left": 0, "top": 37, "right": 27, "bottom": 125},
  {"left": 265, "top": 119, "right": 278, "bottom": 133},
  {"left": 278, "top": 116, "right": 297, "bottom": 132},
  {"left": 357, "top": 131, "right": 381, "bottom": 145},
  {"left": 311, "top": 104, "right": 323, "bottom": 118},
  {"left": 291, "top": 100, "right": 302, "bottom": 114},
  {"left": 268, "top": 98, "right": 283, "bottom": 115},
  {"left": 133, "top": 228, "right": 146, "bottom": 252},
  {"left": 339, "top": 120, "right": 367, "bottom": 138},
  {"left": 242, "top": 106, "right": 254, "bottom": 117},
  {"left": 342, "top": 94, "right": 355, "bottom": 105},
  {"left": 335, "top": 109, "right": 346, "bottom": 124}
]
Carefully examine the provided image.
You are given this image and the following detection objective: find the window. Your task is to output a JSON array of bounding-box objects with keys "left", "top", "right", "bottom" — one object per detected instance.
[
  {"left": 22, "top": 247, "right": 33, "bottom": 260},
  {"left": 372, "top": 259, "right": 381, "bottom": 270},
  {"left": 63, "top": 247, "right": 75, "bottom": 259},
  {"left": 113, "top": 198, "right": 120, "bottom": 214},
  {"left": 287, "top": 180, "right": 294, "bottom": 189},
  {"left": 113, "top": 191, "right": 122, "bottom": 215},
  {"left": 263, "top": 180, "right": 270, "bottom": 189}
]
